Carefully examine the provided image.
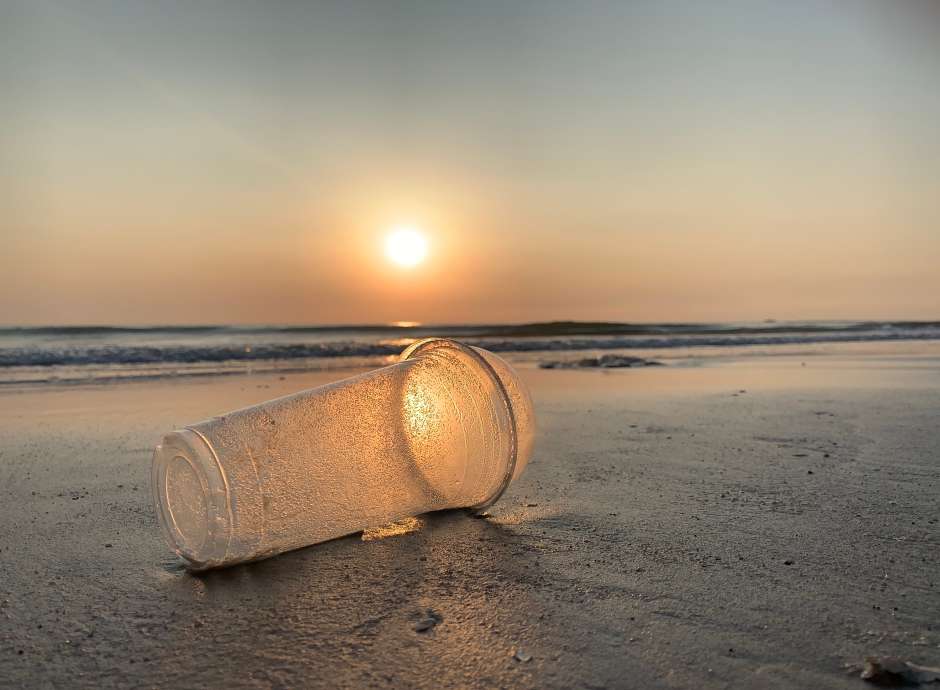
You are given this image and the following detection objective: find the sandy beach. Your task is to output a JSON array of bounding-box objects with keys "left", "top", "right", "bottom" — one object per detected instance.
[
  {"left": 1, "top": 353, "right": 939, "bottom": 688},
  {"left": 7, "top": 0, "right": 939, "bottom": 685}
]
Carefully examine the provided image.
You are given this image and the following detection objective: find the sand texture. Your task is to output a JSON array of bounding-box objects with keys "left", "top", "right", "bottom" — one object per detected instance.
[{"left": 1, "top": 358, "right": 938, "bottom": 688}]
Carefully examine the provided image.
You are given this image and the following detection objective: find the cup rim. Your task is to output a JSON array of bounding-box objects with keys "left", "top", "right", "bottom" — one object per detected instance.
[{"left": 400, "top": 337, "right": 518, "bottom": 512}]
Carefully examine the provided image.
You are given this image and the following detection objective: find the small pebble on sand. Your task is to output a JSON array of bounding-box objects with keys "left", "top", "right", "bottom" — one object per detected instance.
[{"left": 513, "top": 649, "right": 532, "bottom": 662}]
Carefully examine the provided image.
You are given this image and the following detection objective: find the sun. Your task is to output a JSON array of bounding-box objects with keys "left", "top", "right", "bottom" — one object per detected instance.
[{"left": 384, "top": 226, "right": 428, "bottom": 268}]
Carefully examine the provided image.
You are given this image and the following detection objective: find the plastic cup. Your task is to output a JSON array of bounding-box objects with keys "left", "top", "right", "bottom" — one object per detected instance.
[{"left": 151, "top": 338, "right": 535, "bottom": 570}]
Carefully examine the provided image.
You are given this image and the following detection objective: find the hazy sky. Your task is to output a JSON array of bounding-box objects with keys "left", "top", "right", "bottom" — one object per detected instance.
[{"left": 2, "top": 0, "right": 939, "bottom": 325}]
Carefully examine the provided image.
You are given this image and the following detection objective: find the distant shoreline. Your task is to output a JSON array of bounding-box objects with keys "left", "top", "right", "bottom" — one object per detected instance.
[{"left": 3, "top": 318, "right": 940, "bottom": 339}]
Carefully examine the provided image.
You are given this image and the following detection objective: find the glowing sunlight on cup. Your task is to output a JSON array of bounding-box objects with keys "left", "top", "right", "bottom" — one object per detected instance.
[{"left": 151, "top": 339, "right": 535, "bottom": 570}]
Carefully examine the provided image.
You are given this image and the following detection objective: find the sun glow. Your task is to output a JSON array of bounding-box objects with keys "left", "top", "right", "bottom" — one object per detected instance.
[{"left": 384, "top": 226, "right": 428, "bottom": 268}]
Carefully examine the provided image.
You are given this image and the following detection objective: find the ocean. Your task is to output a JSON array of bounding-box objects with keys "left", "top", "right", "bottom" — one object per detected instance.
[{"left": 2, "top": 320, "right": 939, "bottom": 386}]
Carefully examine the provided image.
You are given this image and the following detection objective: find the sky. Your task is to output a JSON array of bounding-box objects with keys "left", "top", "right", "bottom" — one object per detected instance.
[{"left": 2, "top": 0, "right": 939, "bottom": 325}]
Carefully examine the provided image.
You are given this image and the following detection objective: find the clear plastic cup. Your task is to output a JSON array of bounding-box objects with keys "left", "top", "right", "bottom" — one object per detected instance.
[{"left": 151, "top": 338, "right": 535, "bottom": 570}]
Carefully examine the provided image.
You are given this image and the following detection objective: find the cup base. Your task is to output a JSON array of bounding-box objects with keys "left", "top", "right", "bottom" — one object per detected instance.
[{"left": 152, "top": 429, "right": 232, "bottom": 569}]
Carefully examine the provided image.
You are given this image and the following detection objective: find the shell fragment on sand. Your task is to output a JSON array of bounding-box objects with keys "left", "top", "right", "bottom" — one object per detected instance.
[{"left": 859, "top": 657, "right": 940, "bottom": 685}]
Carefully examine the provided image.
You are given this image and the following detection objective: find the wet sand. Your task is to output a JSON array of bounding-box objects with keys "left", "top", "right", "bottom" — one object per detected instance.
[{"left": 1, "top": 356, "right": 939, "bottom": 688}]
